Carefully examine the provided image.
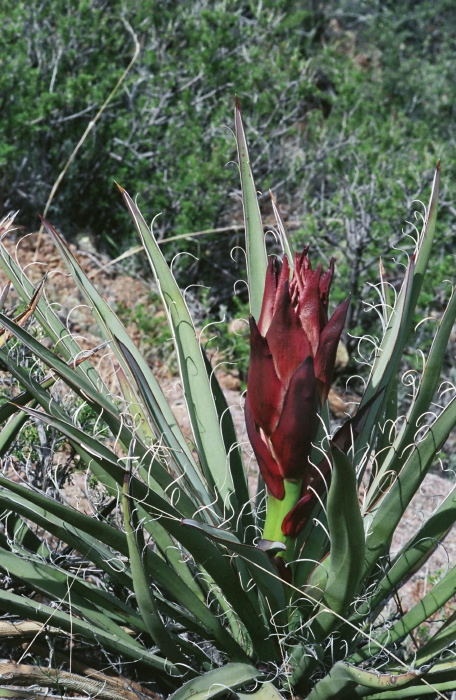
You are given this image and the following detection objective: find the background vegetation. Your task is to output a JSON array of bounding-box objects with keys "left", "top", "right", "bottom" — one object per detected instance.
[
  {"left": 0, "top": 3, "right": 455, "bottom": 695},
  {"left": 1, "top": 0, "right": 455, "bottom": 348}
]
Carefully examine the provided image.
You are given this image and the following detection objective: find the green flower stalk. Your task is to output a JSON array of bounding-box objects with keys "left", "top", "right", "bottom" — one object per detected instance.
[{"left": 245, "top": 248, "right": 349, "bottom": 552}]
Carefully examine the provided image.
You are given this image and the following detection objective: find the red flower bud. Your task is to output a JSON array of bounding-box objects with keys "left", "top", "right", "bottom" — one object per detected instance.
[{"left": 246, "top": 250, "right": 349, "bottom": 520}]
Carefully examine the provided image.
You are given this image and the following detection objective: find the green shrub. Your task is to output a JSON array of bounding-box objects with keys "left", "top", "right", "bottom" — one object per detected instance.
[{"left": 1, "top": 0, "right": 455, "bottom": 359}]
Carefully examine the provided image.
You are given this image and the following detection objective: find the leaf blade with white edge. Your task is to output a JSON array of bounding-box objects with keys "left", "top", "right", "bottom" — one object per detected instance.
[
  {"left": 313, "top": 445, "right": 365, "bottom": 638},
  {"left": 11, "top": 402, "right": 204, "bottom": 524},
  {"left": 270, "top": 191, "right": 294, "bottom": 264},
  {"left": 0, "top": 482, "right": 130, "bottom": 588},
  {"left": 0, "top": 548, "right": 146, "bottom": 645},
  {"left": 0, "top": 238, "right": 108, "bottom": 394},
  {"left": 40, "top": 217, "right": 196, "bottom": 469},
  {"left": 119, "top": 187, "right": 235, "bottom": 512},
  {"left": 0, "top": 590, "right": 178, "bottom": 677},
  {"left": 363, "top": 165, "right": 440, "bottom": 409},
  {"left": 121, "top": 471, "right": 189, "bottom": 668},
  {"left": 354, "top": 258, "right": 416, "bottom": 477},
  {"left": 234, "top": 98, "right": 268, "bottom": 322},
  {"left": 137, "top": 502, "right": 277, "bottom": 659},
  {"left": 355, "top": 166, "right": 440, "bottom": 483},
  {"left": 0, "top": 476, "right": 247, "bottom": 659},
  {"left": 363, "top": 396, "right": 456, "bottom": 575},
  {"left": 305, "top": 661, "right": 421, "bottom": 700},
  {"left": 201, "top": 349, "right": 254, "bottom": 540},
  {"left": 182, "top": 518, "right": 287, "bottom": 629},
  {"left": 116, "top": 338, "right": 216, "bottom": 515},
  {"left": 350, "top": 565, "right": 456, "bottom": 664},
  {"left": 413, "top": 617, "right": 456, "bottom": 666},
  {"left": 367, "top": 283, "right": 456, "bottom": 496},
  {"left": 169, "top": 662, "right": 262, "bottom": 700},
  {"left": 349, "top": 485, "right": 456, "bottom": 627},
  {"left": 0, "top": 322, "right": 203, "bottom": 518}
]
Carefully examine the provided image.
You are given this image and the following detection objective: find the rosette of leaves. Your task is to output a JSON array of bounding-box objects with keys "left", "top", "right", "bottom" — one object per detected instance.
[{"left": 0, "top": 103, "right": 454, "bottom": 700}]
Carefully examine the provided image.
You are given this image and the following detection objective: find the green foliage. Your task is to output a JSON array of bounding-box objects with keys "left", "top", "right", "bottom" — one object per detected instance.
[
  {"left": 116, "top": 294, "right": 174, "bottom": 367},
  {"left": 203, "top": 296, "right": 251, "bottom": 385},
  {"left": 12, "top": 422, "right": 40, "bottom": 463},
  {"left": 4, "top": 1, "right": 453, "bottom": 264},
  {"left": 2, "top": 0, "right": 455, "bottom": 373},
  {"left": 0, "top": 107, "right": 455, "bottom": 698},
  {"left": 1, "top": 0, "right": 320, "bottom": 246}
]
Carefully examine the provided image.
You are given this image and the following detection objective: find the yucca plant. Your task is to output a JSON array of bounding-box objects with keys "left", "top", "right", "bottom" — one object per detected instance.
[{"left": 0, "top": 103, "right": 455, "bottom": 700}]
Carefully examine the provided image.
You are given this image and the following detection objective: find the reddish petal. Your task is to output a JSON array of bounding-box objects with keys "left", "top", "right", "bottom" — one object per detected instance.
[
  {"left": 281, "top": 492, "right": 313, "bottom": 537},
  {"left": 292, "top": 251, "right": 308, "bottom": 298},
  {"left": 265, "top": 280, "right": 312, "bottom": 388},
  {"left": 276, "top": 254, "right": 290, "bottom": 304},
  {"left": 319, "top": 258, "right": 335, "bottom": 321},
  {"left": 314, "top": 296, "right": 350, "bottom": 403},
  {"left": 248, "top": 317, "right": 284, "bottom": 434},
  {"left": 295, "top": 266, "right": 324, "bottom": 354},
  {"left": 270, "top": 357, "right": 319, "bottom": 482},
  {"left": 282, "top": 448, "right": 331, "bottom": 537},
  {"left": 294, "top": 247, "right": 311, "bottom": 278},
  {"left": 281, "top": 453, "right": 332, "bottom": 536},
  {"left": 258, "top": 257, "right": 281, "bottom": 335},
  {"left": 245, "top": 396, "right": 284, "bottom": 500}
]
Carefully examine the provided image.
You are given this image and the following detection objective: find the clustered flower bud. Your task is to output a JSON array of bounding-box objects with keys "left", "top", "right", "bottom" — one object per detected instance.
[{"left": 245, "top": 248, "right": 349, "bottom": 536}]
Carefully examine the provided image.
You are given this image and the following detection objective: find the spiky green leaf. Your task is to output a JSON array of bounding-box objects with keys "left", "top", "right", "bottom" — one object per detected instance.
[
  {"left": 170, "top": 662, "right": 261, "bottom": 700},
  {"left": 234, "top": 98, "right": 268, "bottom": 320}
]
